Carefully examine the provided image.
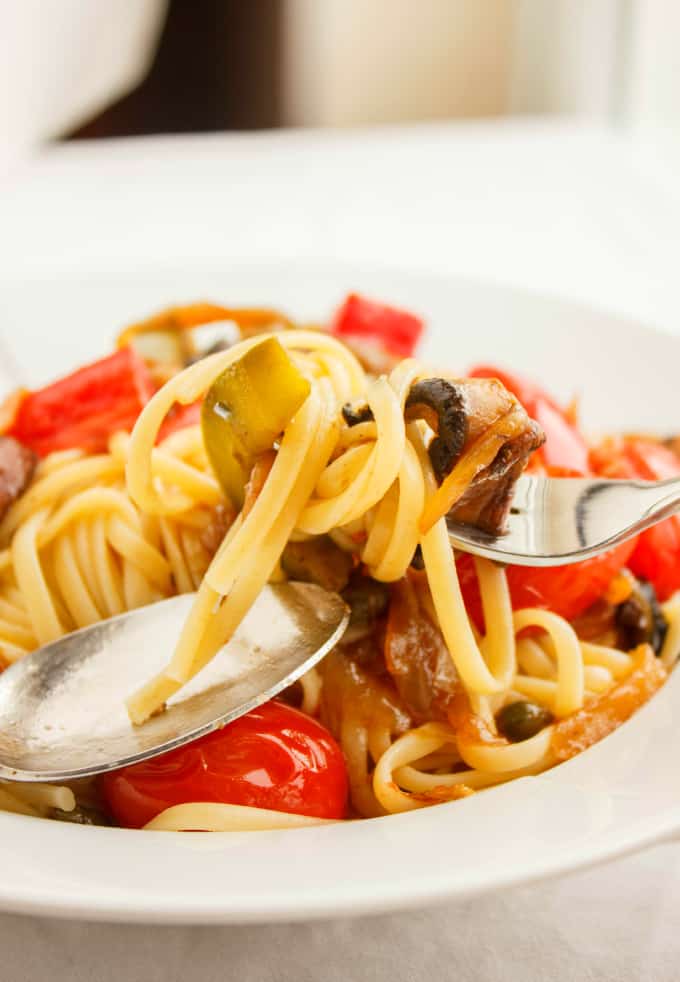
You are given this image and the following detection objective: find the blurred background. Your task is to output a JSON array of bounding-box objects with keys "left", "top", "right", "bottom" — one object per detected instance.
[{"left": 3, "top": 0, "right": 679, "bottom": 166}]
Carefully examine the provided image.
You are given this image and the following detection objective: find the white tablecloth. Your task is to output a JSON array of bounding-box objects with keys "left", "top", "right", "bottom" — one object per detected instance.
[
  {"left": 1, "top": 844, "right": 679, "bottom": 982},
  {"left": 2, "top": 120, "right": 680, "bottom": 981}
]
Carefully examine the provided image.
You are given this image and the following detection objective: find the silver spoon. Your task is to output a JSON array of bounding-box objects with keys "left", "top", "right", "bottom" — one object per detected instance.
[
  {"left": 447, "top": 473, "right": 680, "bottom": 566},
  {"left": 0, "top": 582, "right": 348, "bottom": 783}
]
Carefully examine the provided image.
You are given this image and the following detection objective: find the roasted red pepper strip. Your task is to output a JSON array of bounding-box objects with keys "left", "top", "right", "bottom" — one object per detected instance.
[
  {"left": 9, "top": 347, "right": 155, "bottom": 456},
  {"left": 468, "top": 365, "right": 589, "bottom": 475},
  {"left": 590, "top": 436, "right": 680, "bottom": 601},
  {"left": 331, "top": 293, "right": 424, "bottom": 357}
]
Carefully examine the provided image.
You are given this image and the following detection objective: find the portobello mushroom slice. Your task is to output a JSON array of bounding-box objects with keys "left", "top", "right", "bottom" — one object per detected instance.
[
  {"left": 406, "top": 377, "right": 544, "bottom": 535},
  {"left": 343, "top": 375, "right": 544, "bottom": 536},
  {"left": 448, "top": 407, "right": 544, "bottom": 534},
  {"left": 405, "top": 379, "right": 468, "bottom": 480}
]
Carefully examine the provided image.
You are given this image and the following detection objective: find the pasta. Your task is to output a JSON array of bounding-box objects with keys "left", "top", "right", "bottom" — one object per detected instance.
[{"left": 0, "top": 295, "right": 673, "bottom": 830}]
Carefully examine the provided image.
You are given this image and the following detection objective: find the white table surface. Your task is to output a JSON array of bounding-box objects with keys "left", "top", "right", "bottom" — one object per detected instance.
[{"left": 2, "top": 119, "right": 680, "bottom": 981}]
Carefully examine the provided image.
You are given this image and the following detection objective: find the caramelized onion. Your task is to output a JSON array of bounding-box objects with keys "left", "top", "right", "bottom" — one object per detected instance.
[{"left": 384, "top": 575, "right": 461, "bottom": 722}]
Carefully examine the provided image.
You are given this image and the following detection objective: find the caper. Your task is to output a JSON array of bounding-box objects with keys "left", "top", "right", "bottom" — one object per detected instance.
[{"left": 496, "top": 700, "right": 553, "bottom": 743}]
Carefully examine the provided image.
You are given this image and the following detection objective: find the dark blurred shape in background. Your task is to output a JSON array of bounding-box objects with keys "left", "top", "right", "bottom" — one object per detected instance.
[
  {"left": 69, "top": 0, "right": 281, "bottom": 138},
  {"left": 58, "top": 1, "right": 671, "bottom": 141}
]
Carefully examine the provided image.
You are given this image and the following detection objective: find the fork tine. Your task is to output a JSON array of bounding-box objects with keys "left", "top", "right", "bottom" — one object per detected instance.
[{"left": 447, "top": 474, "right": 680, "bottom": 567}]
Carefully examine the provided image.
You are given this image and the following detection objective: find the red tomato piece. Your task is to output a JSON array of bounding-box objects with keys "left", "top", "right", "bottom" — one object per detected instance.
[
  {"left": 100, "top": 701, "right": 348, "bottom": 829},
  {"left": 590, "top": 436, "right": 680, "bottom": 482},
  {"left": 627, "top": 522, "right": 680, "bottom": 602},
  {"left": 590, "top": 436, "right": 680, "bottom": 600},
  {"left": 532, "top": 398, "right": 589, "bottom": 474},
  {"left": 9, "top": 347, "right": 154, "bottom": 456},
  {"left": 462, "top": 369, "right": 640, "bottom": 620},
  {"left": 469, "top": 365, "right": 589, "bottom": 475},
  {"left": 331, "top": 293, "right": 424, "bottom": 357},
  {"left": 156, "top": 399, "right": 202, "bottom": 443},
  {"left": 457, "top": 539, "right": 637, "bottom": 630}
]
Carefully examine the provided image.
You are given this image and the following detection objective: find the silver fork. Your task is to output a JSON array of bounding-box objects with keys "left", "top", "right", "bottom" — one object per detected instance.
[{"left": 447, "top": 474, "right": 680, "bottom": 566}]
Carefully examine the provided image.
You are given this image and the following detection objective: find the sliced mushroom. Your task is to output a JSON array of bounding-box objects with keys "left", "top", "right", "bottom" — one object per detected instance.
[
  {"left": 405, "top": 379, "right": 468, "bottom": 481},
  {"left": 346, "top": 375, "right": 543, "bottom": 536},
  {"left": 449, "top": 419, "right": 544, "bottom": 534},
  {"left": 341, "top": 572, "right": 391, "bottom": 642},
  {"left": 406, "top": 377, "right": 543, "bottom": 534},
  {"left": 280, "top": 535, "right": 354, "bottom": 593},
  {"left": 344, "top": 379, "right": 469, "bottom": 481}
]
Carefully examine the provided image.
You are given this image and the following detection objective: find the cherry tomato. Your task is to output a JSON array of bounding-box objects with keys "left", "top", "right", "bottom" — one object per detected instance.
[
  {"left": 331, "top": 293, "right": 424, "bottom": 357},
  {"left": 468, "top": 365, "right": 589, "bottom": 475},
  {"left": 459, "top": 369, "right": 634, "bottom": 622},
  {"left": 457, "top": 540, "right": 638, "bottom": 630},
  {"left": 590, "top": 436, "right": 680, "bottom": 600},
  {"left": 100, "top": 701, "right": 348, "bottom": 829}
]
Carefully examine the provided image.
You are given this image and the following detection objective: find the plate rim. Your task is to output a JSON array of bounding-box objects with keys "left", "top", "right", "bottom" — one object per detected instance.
[{"left": 1, "top": 257, "right": 680, "bottom": 924}]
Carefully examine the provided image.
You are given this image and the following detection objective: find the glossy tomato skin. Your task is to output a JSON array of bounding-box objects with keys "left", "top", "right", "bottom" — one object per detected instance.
[
  {"left": 457, "top": 540, "right": 637, "bottom": 630},
  {"left": 590, "top": 436, "right": 680, "bottom": 601},
  {"left": 331, "top": 293, "right": 424, "bottom": 357},
  {"left": 8, "top": 347, "right": 154, "bottom": 456},
  {"left": 100, "top": 701, "right": 348, "bottom": 829},
  {"left": 461, "top": 368, "right": 634, "bottom": 622},
  {"left": 468, "top": 365, "right": 589, "bottom": 475}
]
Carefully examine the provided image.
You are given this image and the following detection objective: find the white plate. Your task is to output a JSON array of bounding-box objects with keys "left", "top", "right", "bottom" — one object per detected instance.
[{"left": 0, "top": 261, "right": 679, "bottom": 925}]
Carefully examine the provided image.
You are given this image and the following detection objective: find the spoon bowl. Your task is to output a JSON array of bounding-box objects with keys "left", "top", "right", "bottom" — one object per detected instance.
[{"left": 0, "top": 582, "right": 349, "bottom": 782}]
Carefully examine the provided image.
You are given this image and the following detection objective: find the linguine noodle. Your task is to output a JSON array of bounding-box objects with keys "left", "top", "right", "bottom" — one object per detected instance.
[{"left": 0, "top": 317, "right": 671, "bottom": 829}]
